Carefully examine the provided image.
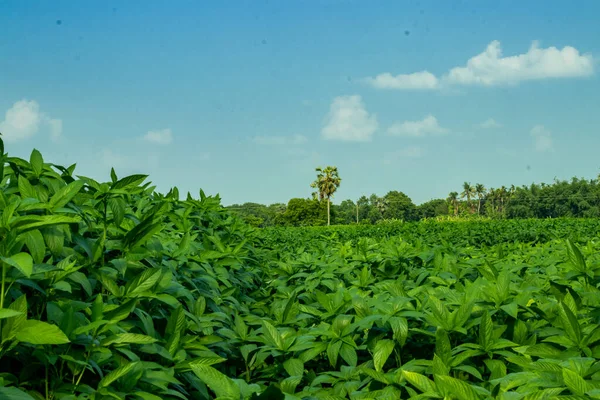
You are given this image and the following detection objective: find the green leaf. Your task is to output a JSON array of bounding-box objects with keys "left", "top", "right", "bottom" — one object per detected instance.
[
  {"left": 436, "top": 328, "right": 452, "bottom": 365},
  {"left": 102, "top": 333, "right": 158, "bottom": 346},
  {"left": 176, "top": 356, "right": 227, "bottom": 370},
  {"left": 1, "top": 253, "right": 33, "bottom": 277},
  {"left": 18, "top": 175, "right": 37, "bottom": 200},
  {"left": 12, "top": 215, "right": 80, "bottom": 234},
  {"left": 484, "top": 359, "right": 507, "bottom": 380},
  {"left": 261, "top": 320, "right": 284, "bottom": 350},
  {"left": 68, "top": 271, "right": 93, "bottom": 297},
  {"left": 479, "top": 310, "right": 493, "bottom": 351},
  {"left": 0, "top": 386, "right": 36, "bottom": 399},
  {"left": 53, "top": 281, "right": 72, "bottom": 293},
  {"left": 0, "top": 308, "right": 24, "bottom": 319},
  {"left": 110, "top": 167, "right": 118, "bottom": 183},
  {"left": 132, "top": 392, "right": 163, "bottom": 400},
  {"left": 48, "top": 180, "right": 84, "bottom": 210},
  {"left": 283, "top": 358, "right": 304, "bottom": 377},
  {"left": 280, "top": 376, "right": 301, "bottom": 395},
  {"left": 92, "top": 231, "right": 106, "bottom": 263},
  {"left": 562, "top": 368, "right": 589, "bottom": 396},
  {"left": 165, "top": 305, "right": 187, "bottom": 338},
  {"left": 432, "top": 354, "right": 450, "bottom": 375},
  {"left": 566, "top": 239, "right": 587, "bottom": 274},
  {"left": 558, "top": 301, "right": 582, "bottom": 345},
  {"left": 111, "top": 174, "right": 148, "bottom": 190},
  {"left": 389, "top": 316, "right": 408, "bottom": 346},
  {"left": 15, "top": 320, "right": 70, "bottom": 345},
  {"left": 402, "top": 370, "right": 437, "bottom": 393},
  {"left": 373, "top": 339, "right": 395, "bottom": 372},
  {"left": 435, "top": 374, "right": 481, "bottom": 400},
  {"left": 326, "top": 340, "right": 342, "bottom": 368},
  {"left": 123, "top": 215, "right": 163, "bottom": 250},
  {"left": 125, "top": 268, "right": 163, "bottom": 297},
  {"left": 98, "top": 361, "right": 141, "bottom": 388},
  {"left": 282, "top": 291, "right": 297, "bottom": 323},
  {"left": 109, "top": 197, "right": 126, "bottom": 227},
  {"left": 339, "top": 343, "right": 358, "bottom": 367},
  {"left": 2, "top": 295, "right": 27, "bottom": 341},
  {"left": 22, "top": 229, "right": 46, "bottom": 264},
  {"left": 190, "top": 364, "right": 241, "bottom": 399},
  {"left": 500, "top": 302, "right": 519, "bottom": 319},
  {"left": 30, "top": 149, "right": 44, "bottom": 176}
]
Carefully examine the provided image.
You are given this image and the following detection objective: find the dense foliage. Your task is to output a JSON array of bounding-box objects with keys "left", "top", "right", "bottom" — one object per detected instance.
[
  {"left": 228, "top": 178, "right": 600, "bottom": 227},
  {"left": 3, "top": 141, "right": 600, "bottom": 399},
  {"left": 0, "top": 141, "right": 266, "bottom": 399}
]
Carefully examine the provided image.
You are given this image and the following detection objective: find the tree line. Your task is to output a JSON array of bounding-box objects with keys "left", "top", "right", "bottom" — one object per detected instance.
[{"left": 227, "top": 167, "right": 600, "bottom": 227}]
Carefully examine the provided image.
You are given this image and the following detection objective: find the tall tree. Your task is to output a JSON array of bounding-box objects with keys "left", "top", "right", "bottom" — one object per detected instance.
[
  {"left": 375, "top": 197, "right": 389, "bottom": 217},
  {"left": 310, "top": 166, "right": 341, "bottom": 226},
  {"left": 448, "top": 192, "right": 459, "bottom": 216},
  {"left": 475, "top": 183, "right": 486, "bottom": 215},
  {"left": 461, "top": 182, "right": 475, "bottom": 213},
  {"left": 382, "top": 191, "right": 417, "bottom": 221}
]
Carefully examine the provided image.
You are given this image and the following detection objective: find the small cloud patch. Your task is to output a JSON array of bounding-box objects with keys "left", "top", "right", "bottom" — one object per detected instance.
[{"left": 143, "top": 128, "right": 173, "bottom": 145}]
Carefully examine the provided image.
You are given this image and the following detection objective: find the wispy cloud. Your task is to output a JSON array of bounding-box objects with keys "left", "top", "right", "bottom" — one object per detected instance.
[
  {"left": 479, "top": 118, "right": 502, "bottom": 129},
  {"left": 252, "top": 134, "right": 307, "bottom": 145},
  {"left": 365, "top": 40, "right": 593, "bottom": 90},
  {"left": 0, "top": 99, "right": 63, "bottom": 142},
  {"left": 388, "top": 115, "right": 448, "bottom": 137},
  {"left": 530, "top": 125, "right": 553, "bottom": 152},
  {"left": 143, "top": 128, "right": 173, "bottom": 145},
  {"left": 363, "top": 71, "right": 439, "bottom": 90},
  {"left": 383, "top": 146, "right": 424, "bottom": 164},
  {"left": 321, "top": 95, "right": 378, "bottom": 142}
]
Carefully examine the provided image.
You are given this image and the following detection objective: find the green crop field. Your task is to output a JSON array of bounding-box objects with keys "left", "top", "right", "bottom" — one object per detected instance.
[{"left": 2, "top": 142, "right": 600, "bottom": 399}]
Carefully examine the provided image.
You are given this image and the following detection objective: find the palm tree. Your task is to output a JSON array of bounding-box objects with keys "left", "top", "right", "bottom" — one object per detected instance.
[
  {"left": 498, "top": 186, "right": 508, "bottom": 215},
  {"left": 375, "top": 197, "right": 388, "bottom": 217},
  {"left": 310, "top": 166, "right": 341, "bottom": 226},
  {"left": 447, "top": 192, "right": 459, "bottom": 216},
  {"left": 461, "top": 182, "right": 475, "bottom": 213},
  {"left": 475, "top": 183, "right": 486, "bottom": 215}
]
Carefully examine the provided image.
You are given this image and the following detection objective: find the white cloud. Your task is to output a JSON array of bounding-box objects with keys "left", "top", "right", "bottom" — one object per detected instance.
[
  {"left": 363, "top": 71, "right": 439, "bottom": 90},
  {"left": 0, "top": 100, "right": 62, "bottom": 142},
  {"left": 321, "top": 95, "right": 378, "bottom": 142},
  {"left": 365, "top": 40, "right": 593, "bottom": 90},
  {"left": 530, "top": 125, "right": 553, "bottom": 152},
  {"left": 143, "top": 128, "right": 173, "bottom": 145},
  {"left": 388, "top": 115, "right": 448, "bottom": 137},
  {"left": 253, "top": 134, "right": 307, "bottom": 145},
  {"left": 446, "top": 40, "right": 593, "bottom": 86},
  {"left": 48, "top": 118, "right": 63, "bottom": 141},
  {"left": 384, "top": 146, "right": 423, "bottom": 164},
  {"left": 479, "top": 118, "right": 502, "bottom": 129}
]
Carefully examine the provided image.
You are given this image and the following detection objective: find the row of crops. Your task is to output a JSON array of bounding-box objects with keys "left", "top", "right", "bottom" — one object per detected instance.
[{"left": 1, "top": 142, "right": 600, "bottom": 399}]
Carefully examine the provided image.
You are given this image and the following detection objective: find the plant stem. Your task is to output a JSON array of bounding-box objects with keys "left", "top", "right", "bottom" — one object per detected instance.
[
  {"left": 74, "top": 351, "right": 90, "bottom": 390},
  {"left": 45, "top": 363, "right": 49, "bottom": 400},
  {"left": 1, "top": 263, "right": 6, "bottom": 309}
]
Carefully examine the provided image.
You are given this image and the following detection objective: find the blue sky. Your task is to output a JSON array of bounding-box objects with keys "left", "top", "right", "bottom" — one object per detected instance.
[{"left": 1, "top": 0, "right": 599, "bottom": 205}]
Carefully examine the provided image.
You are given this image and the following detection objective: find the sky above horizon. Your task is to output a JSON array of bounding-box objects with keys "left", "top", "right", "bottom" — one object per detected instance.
[{"left": 1, "top": 0, "right": 599, "bottom": 205}]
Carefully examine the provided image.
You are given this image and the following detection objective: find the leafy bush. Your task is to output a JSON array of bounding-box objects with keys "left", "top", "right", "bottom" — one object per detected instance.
[
  {"left": 0, "top": 139, "right": 268, "bottom": 399},
  {"left": 3, "top": 138, "right": 600, "bottom": 399}
]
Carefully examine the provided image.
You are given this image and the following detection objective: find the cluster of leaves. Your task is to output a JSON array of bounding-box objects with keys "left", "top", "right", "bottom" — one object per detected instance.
[
  {"left": 260, "top": 218, "right": 600, "bottom": 249},
  {"left": 4, "top": 139, "right": 600, "bottom": 399},
  {"left": 0, "top": 140, "right": 275, "bottom": 399},
  {"left": 251, "top": 226, "right": 600, "bottom": 398}
]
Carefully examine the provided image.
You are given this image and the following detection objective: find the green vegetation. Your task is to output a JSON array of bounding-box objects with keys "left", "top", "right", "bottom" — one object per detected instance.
[
  {"left": 310, "top": 166, "right": 341, "bottom": 227},
  {"left": 229, "top": 169, "right": 600, "bottom": 227},
  {"left": 3, "top": 139, "right": 600, "bottom": 399}
]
